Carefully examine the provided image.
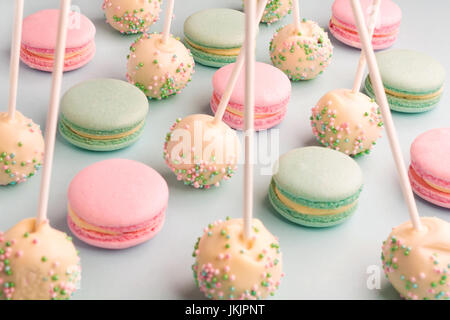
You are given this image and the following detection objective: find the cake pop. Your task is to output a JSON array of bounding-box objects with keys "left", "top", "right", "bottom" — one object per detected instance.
[
  {"left": 192, "top": 218, "right": 283, "bottom": 300},
  {"left": 269, "top": 1, "right": 332, "bottom": 81},
  {"left": 0, "top": 218, "right": 81, "bottom": 300},
  {"left": 244, "top": 0, "right": 292, "bottom": 24},
  {"left": 126, "top": 0, "right": 194, "bottom": 100},
  {"left": 102, "top": 0, "right": 161, "bottom": 34},
  {"left": 310, "top": 89, "right": 383, "bottom": 157},
  {"left": 163, "top": 114, "right": 239, "bottom": 189}
]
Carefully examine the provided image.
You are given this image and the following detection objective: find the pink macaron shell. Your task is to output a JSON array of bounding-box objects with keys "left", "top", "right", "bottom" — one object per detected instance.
[
  {"left": 210, "top": 93, "right": 288, "bottom": 131},
  {"left": 22, "top": 9, "right": 96, "bottom": 49},
  {"left": 410, "top": 128, "right": 450, "bottom": 191},
  {"left": 409, "top": 166, "right": 450, "bottom": 209},
  {"left": 67, "top": 159, "right": 168, "bottom": 248}
]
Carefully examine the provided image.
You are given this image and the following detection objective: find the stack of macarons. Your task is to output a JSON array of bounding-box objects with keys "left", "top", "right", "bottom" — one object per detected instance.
[
  {"left": 184, "top": 8, "right": 245, "bottom": 68},
  {"left": 269, "top": 146, "right": 363, "bottom": 227},
  {"left": 329, "top": 0, "right": 402, "bottom": 50},
  {"left": 408, "top": 128, "right": 450, "bottom": 209},
  {"left": 67, "top": 159, "right": 168, "bottom": 249},
  {"left": 211, "top": 62, "right": 291, "bottom": 130},
  {"left": 365, "top": 49, "right": 445, "bottom": 113},
  {"left": 59, "top": 79, "right": 149, "bottom": 151},
  {"left": 21, "top": 9, "right": 96, "bottom": 72}
]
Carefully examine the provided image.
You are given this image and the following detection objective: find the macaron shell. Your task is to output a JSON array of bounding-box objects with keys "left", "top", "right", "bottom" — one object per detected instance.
[
  {"left": 409, "top": 167, "right": 450, "bottom": 209},
  {"left": 184, "top": 8, "right": 245, "bottom": 49},
  {"left": 22, "top": 9, "right": 96, "bottom": 49},
  {"left": 68, "top": 159, "right": 168, "bottom": 228}
]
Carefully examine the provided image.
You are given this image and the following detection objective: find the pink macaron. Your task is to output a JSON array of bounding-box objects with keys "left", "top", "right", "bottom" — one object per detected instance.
[
  {"left": 21, "top": 9, "right": 96, "bottom": 72},
  {"left": 329, "top": 0, "right": 401, "bottom": 50},
  {"left": 211, "top": 61, "right": 291, "bottom": 131},
  {"left": 409, "top": 128, "right": 450, "bottom": 209},
  {"left": 67, "top": 159, "right": 169, "bottom": 249}
]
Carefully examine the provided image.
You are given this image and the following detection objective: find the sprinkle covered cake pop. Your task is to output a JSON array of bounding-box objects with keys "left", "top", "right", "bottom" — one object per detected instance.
[
  {"left": 0, "top": 111, "right": 44, "bottom": 186},
  {"left": 163, "top": 114, "right": 239, "bottom": 189},
  {"left": 269, "top": 19, "right": 333, "bottom": 80},
  {"left": 102, "top": 0, "right": 161, "bottom": 34},
  {"left": 381, "top": 217, "right": 450, "bottom": 300},
  {"left": 192, "top": 218, "right": 283, "bottom": 300},
  {"left": 0, "top": 218, "right": 81, "bottom": 300},
  {"left": 126, "top": 33, "right": 194, "bottom": 100},
  {"left": 310, "top": 89, "right": 383, "bottom": 157},
  {"left": 244, "top": 0, "right": 292, "bottom": 24}
]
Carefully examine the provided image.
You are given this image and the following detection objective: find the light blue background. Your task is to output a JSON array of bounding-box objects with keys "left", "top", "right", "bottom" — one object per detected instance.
[{"left": 0, "top": 0, "right": 448, "bottom": 299}]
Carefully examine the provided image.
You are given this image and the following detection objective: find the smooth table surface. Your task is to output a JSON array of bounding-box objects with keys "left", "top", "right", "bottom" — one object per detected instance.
[{"left": 0, "top": 0, "right": 448, "bottom": 300}]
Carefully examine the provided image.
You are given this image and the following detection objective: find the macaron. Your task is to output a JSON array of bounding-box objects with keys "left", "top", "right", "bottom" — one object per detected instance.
[
  {"left": 67, "top": 159, "right": 168, "bottom": 249},
  {"left": 409, "top": 128, "right": 450, "bottom": 208},
  {"left": 269, "top": 146, "right": 363, "bottom": 227},
  {"left": 21, "top": 9, "right": 96, "bottom": 72},
  {"left": 59, "top": 78, "right": 149, "bottom": 151},
  {"left": 364, "top": 49, "right": 445, "bottom": 113},
  {"left": 102, "top": 0, "right": 161, "bottom": 34},
  {"left": 211, "top": 62, "right": 291, "bottom": 130},
  {"left": 329, "top": 0, "right": 401, "bottom": 50},
  {"left": 184, "top": 8, "right": 245, "bottom": 68}
]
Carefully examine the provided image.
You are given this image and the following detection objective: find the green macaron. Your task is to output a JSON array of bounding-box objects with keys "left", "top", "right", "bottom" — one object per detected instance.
[
  {"left": 269, "top": 146, "right": 363, "bottom": 227},
  {"left": 183, "top": 8, "right": 245, "bottom": 68},
  {"left": 364, "top": 49, "right": 445, "bottom": 113},
  {"left": 59, "top": 78, "right": 149, "bottom": 151}
]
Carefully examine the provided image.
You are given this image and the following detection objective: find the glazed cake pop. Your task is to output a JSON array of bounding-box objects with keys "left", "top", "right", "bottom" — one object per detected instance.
[
  {"left": 126, "top": 32, "right": 195, "bottom": 100},
  {"left": 0, "top": 111, "right": 44, "bottom": 186},
  {"left": 310, "top": 89, "right": 384, "bottom": 157},
  {"left": 381, "top": 217, "right": 450, "bottom": 300},
  {"left": 192, "top": 218, "right": 283, "bottom": 300},
  {"left": 0, "top": 218, "right": 81, "bottom": 300},
  {"left": 163, "top": 114, "right": 239, "bottom": 189},
  {"left": 102, "top": 0, "right": 161, "bottom": 34},
  {"left": 269, "top": 19, "right": 333, "bottom": 80}
]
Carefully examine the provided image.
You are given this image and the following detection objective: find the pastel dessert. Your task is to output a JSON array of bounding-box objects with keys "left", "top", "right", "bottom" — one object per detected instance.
[
  {"left": 310, "top": 89, "right": 384, "bottom": 157},
  {"left": 269, "top": 146, "right": 363, "bottom": 227},
  {"left": 365, "top": 49, "right": 445, "bottom": 113},
  {"left": 126, "top": 33, "right": 195, "bottom": 100},
  {"left": 382, "top": 217, "right": 450, "bottom": 300},
  {"left": 244, "top": 0, "right": 292, "bottom": 24},
  {"left": 0, "top": 111, "right": 44, "bottom": 186},
  {"left": 211, "top": 62, "right": 291, "bottom": 131},
  {"left": 59, "top": 78, "right": 149, "bottom": 151},
  {"left": 102, "top": 0, "right": 161, "bottom": 34},
  {"left": 67, "top": 159, "right": 168, "bottom": 249},
  {"left": 192, "top": 217, "right": 284, "bottom": 300},
  {"left": 163, "top": 114, "right": 239, "bottom": 189},
  {"left": 0, "top": 218, "right": 81, "bottom": 300},
  {"left": 329, "top": 0, "right": 401, "bottom": 50},
  {"left": 21, "top": 9, "right": 96, "bottom": 72},
  {"left": 408, "top": 128, "right": 450, "bottom": 208},
  {"left": 184, "top": 8, "right": 245, "bottom": 68},
  {"left": 269, "top": 19, "right": 333, "bottom": 80}
]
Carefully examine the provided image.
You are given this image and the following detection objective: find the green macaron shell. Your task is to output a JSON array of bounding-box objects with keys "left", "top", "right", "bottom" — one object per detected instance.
[
  {"left": 375, "top": 49, "right": 445, "bottom": 95},
  {"left": 364, "top": 77, "right": 441, "bottom": 113},
  {"left": 59, "top": 78, "right": 148, "bottom": 151},
  {"left": 184, "top": 41, "right": 237, "bottom": 68},
  {"left": 268, "top": 183, "right": 358, "bottom": 227},
  {"left": 184, "top": 8, "right": 245, "bottom": 49}
]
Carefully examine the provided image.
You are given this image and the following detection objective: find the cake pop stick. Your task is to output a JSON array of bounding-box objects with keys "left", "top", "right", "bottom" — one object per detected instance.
[
  {"left": 351, "top": 0, "right": 381, "bottom": 93},
  {"left": 161, "top": 0, "right": 174, "bottom": 45},
  {"left": 243, "top": 0, "right": 257, "bottom": 240},
  {"left": 350, "top": 0, "right": 421, "bottom": 230},
  {"left": 212, "top": 0, "right": 268, "bottom": 125},
  {"left": 36, "top": 0, "right": 71, "bottom": 227},
  {"left": 292, "top": 0, "right": 301, "bottom": 31},
  {"left": 7, "top": 0, "right": 24, "bottom": 120}
]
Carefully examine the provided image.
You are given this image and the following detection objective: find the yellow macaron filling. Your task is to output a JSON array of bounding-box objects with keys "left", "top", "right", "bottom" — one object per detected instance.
[
  {"left": 185, "top": 38, "right": 241, "bottom": 56},
  {"left": 423, "top": 179, "right": 450, "bottom": 193},
  {"left": 68, "top": 205, "right": 118, "bottom": 235},
  {"left": 384, "top": 86, "right": 443, "bottom": 100},
  {"left": 21, "top": 42, "right": 93, "bottom": 60},
  {"left": 330, "top": 16, "right": 397, "bottom": 37},
  {"left": 274, "top": 185, "right": 356, "bottom": 216},
  {"left": 63, "top": 120, "right": 145, "bottom": 140}
]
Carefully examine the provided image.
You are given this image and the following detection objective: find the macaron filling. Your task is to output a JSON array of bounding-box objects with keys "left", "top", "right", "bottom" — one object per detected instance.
[
  {"left": 184, "top": 37, "right": 240, "bottom": 56},
  {"left": 410, "top": 162, "right": 450, "bottom": 193},
  {"left": 408, "top": 167, "right": 450, "bottom": 207}
]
